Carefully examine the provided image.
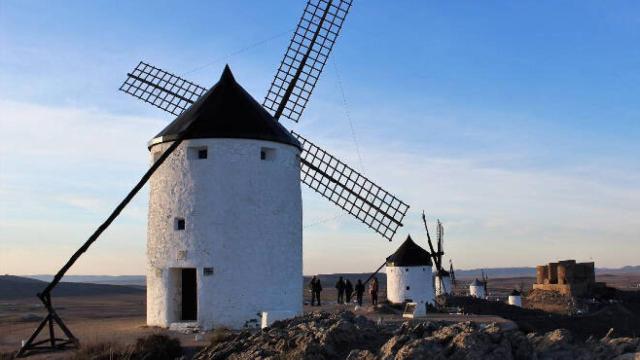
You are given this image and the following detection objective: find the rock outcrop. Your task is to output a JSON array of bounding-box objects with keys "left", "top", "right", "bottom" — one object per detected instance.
[{"left": 194, "top": 311, "right": 640, "bottom": 360}]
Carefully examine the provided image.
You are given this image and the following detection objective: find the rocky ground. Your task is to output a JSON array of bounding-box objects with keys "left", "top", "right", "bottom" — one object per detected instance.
[{"left": 194, "top": 311, "right": 640, "bottom": 360}]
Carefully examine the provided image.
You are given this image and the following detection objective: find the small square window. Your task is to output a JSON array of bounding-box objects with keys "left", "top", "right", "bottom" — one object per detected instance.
[
  {"left": 188, "top": 146, "right": 208, "bottom": 160},
  {"left": 175, "top": 218, "right": 185, "bottom": 230},
  {"left": 405, "top": 268, "right": 409, "bottom": 272},
  {"left": 406, "top": 286, "right": 410, "bottom": 290},
  {"left": 203, "top": 267, "right": 214, "bottom": 276},
  {"left": 260, "top": 147, "right": 275, "bottom": 161}
]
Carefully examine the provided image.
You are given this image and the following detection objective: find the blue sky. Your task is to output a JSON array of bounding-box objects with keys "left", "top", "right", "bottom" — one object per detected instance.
[{"left": 1, "top": 1, "right": 638, "bottom": 275}]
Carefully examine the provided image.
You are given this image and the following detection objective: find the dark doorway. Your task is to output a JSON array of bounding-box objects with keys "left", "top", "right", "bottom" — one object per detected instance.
[{"left": 181, "top": 268, "right": 197, "bottom": 321}]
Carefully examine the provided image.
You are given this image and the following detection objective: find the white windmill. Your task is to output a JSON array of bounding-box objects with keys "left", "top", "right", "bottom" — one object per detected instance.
[
  {"left": 118, "top": 0, "right": 410, "bottom": 330},
  {"left": 385, "top": 235, "right": 434, "bottom": 309}
]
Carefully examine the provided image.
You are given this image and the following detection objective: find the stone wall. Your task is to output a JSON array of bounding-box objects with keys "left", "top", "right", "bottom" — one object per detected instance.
[{"left": 533, "top": 259, "right": 596, "bottom": 297}]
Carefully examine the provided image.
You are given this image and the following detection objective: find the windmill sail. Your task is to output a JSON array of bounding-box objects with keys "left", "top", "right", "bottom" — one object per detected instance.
[
  {"left": 119, "top": 63, "right": 409, "bottom": 241},
  {"left": 293, "top": 131, "right": 409, "bottom": 240},
  {"left": 120, "top": 61, "right": 208, "bottom": 116},
  {"left": 437, "top": 219, "right": 444, "bottom": 255},
  {"left": 263, "top": 0, "right": 353, "bottom": 122}
]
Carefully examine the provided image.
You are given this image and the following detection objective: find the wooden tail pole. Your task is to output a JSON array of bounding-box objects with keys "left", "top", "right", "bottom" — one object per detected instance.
[
  {"left": 422, "top": 211, "right": 441, "bottom": 270},
  {"left": 364, "top": 262, "right": 386, "bottom": 286},
  {"left": 17, "top": 129, "right": 190, "bottom": 357}
]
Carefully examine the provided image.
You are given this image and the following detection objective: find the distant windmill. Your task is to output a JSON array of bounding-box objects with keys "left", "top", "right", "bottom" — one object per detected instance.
[
  {"left": 18, "top": 0, "right": 410, "bottom": 356},
  {"left": 470, "top": 270, "right": 489, "bottom": 299},
  {"left": 421, "top": 211, "right": 452, "bottom": 296}
]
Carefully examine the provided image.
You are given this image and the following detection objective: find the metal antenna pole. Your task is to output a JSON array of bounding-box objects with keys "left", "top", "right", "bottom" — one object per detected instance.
[{"left": 17, "top": 127, "right": 192, "bottom": 357}]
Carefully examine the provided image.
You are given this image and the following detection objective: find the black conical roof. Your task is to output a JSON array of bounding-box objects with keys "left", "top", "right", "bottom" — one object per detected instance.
[
  {"left": 509, "top": 289, "right": 521, "bottom": 296},
  {"left": 149, "top": 65, "right": 300, "bottom": 149},
  {"left": 386, "top": 235, "right": 433, "bottom": 267}
]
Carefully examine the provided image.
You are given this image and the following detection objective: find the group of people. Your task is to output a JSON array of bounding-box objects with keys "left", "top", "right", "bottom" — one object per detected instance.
[{"left": 308, "top": 276, "right": 379, "bottom": 307}]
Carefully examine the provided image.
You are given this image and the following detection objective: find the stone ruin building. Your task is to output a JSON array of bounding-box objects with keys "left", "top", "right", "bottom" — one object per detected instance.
[{"left": 533, "top": 259, "right": 603, "bottom": 297}]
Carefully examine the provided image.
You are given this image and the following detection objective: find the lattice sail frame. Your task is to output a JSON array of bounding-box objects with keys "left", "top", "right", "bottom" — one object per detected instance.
[
  {"left": 119, "top": 60, "right": 409, "bottom": 240},
  {"left": 292, "top": 132, "right": 409, "bottom": 240},
  {"left": 263, "top": 0, "right": 352, "bottom": 122},
  {"left": 120, "top": 61, "right": 207, "bottom": 116}
]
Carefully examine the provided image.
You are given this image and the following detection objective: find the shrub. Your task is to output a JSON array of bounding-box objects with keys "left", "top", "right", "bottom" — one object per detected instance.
[
  {"left": 133, "top": 334, "right": 182, "bottom": 360},
  {"left": 72, "top": 334, "right": 181, "bottom": 360}
]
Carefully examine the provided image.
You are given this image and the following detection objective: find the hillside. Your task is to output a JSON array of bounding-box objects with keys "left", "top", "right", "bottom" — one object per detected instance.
[
  {"left": 27, "top": 274, "right": 146, "bottom": 286},
  {"left": 0, "top": 275, "right": 144, "bottom": 300}
]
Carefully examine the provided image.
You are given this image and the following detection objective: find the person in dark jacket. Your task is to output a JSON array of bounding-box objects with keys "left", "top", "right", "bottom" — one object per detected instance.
[
  {"left": 369, "top": 276, "right": 379, "bottom": 306},
  {"left": 345, "top": 279, "right": 354, "bottom": 303},
  {"left": 335, "top": 276, "right": 346, "bottom": 304},
  {"left": 355, "top": 279, "right": 365, "bottom": 306},
  {"left": 309, "top": 276, "right": 322, "bottom": 306}
]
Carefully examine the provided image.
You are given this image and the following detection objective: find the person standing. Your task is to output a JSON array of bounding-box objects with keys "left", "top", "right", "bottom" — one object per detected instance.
[
  {"left": 345, "top": 279, "right": 354, "bottom": 303},
  {"left": 369, "top": 276, "right": 379, "bottom": 306},
  {"left": 310, "top": 276, "right": 322, "bottom": 306},
  {"left": 335, "top": 276, "right": 346, "bottom": 304},
  {"left": 355, "top": 279, "right": 365, "bottom": 306}
]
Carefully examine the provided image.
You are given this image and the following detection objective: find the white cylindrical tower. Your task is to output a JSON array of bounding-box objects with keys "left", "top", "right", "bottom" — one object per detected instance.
[
  {"left": 385, "top": 236, "right": 434, "bottom": 307},
  {"left": 434, "top": 270, "right": 452, "bottom": 296},
  {"left": 469, "top": 278, "right": 486, "bottom": 299},
  {"left": 508, "top": 290, "right": 522, "bottom": 307},
  {"left": 146, "top": 66, "right": 302, "bottom": 330}
]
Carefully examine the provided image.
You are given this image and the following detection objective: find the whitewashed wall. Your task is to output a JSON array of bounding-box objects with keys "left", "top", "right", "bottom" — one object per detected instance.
[
  {"left": 469, "top": 285, "right": 486, "bottom": 299},
  {"left": 146, "top": 138, "right": 302, "bottom": 330},
  {"left": 508, "top": 295, "right": 522, "bottom": 307},
  {"left": 435, "top": 275, "right": 452, "bottom": 296},
  {"left": 386, "top": 265, "right": 434, "bottom": 306}
]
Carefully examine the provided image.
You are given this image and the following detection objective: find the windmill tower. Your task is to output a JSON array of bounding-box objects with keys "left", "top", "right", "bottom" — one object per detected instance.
[
  {"left": 385, "top": 235, "right": 434, "bottom": 308},
  {"left": 469, "top": 279, "right": 485, "bottom": 298},
  {"left": 145, "top": 67, "right": 303, "bottom": 329},
  {"left": 508, "top": 290, "right": 522, "bottom": 307},
  {"left": 117, "top": 0, "right": 409, "bottom": 330}
]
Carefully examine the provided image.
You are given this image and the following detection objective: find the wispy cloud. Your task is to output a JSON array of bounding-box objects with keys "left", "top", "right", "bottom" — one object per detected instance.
[{"left": 1, "top": 99, "right": 638, "bottom": 275}]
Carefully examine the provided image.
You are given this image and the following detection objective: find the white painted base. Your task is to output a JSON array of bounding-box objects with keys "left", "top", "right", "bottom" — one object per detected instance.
[
  {"left": 470, "top": 286, "right": 486, "bottom": 299},
  {"left": 402, "top": 302, "right": 427, "bottom": 318},
  {"left": 261, "top": 311, "right": 296, "bottom": 329},
  {"left": 435, "top": 276, "right": 452, "bottom": 296},
  {"left": 508, "top": 295, "right": 522, "bottom": 307}
]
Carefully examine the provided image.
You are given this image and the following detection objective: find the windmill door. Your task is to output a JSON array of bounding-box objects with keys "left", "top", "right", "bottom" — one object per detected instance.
[{"left": 181, "top": 268, "right": 197, "bottom": 321}]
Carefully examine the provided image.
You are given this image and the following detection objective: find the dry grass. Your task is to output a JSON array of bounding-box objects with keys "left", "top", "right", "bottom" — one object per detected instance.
[
  {"left": 208, "top": 327, "right": 234, "bottom": 346},
  {"left": 0, "top": 351, "right": 16, "bottom": 360},
  {"left": 72, "top": 340, "right": 134, "bottom": 360},
  {"left": 71, "top": 334, "right": 181, "bottom": 360}
]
